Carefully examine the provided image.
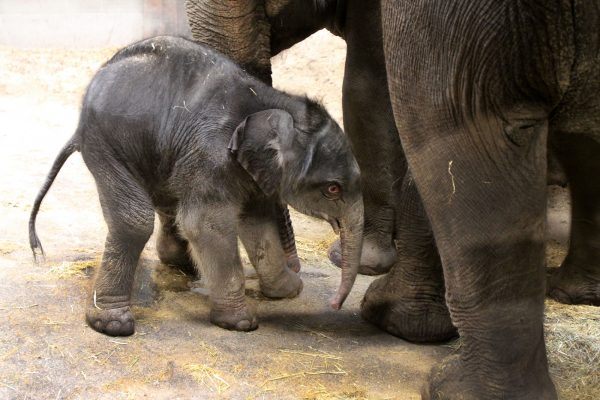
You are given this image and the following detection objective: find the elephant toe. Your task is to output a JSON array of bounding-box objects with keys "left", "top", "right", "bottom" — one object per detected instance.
[
  {"left": 286, "top": 256, "right": 301, "bottom": 273},
  {"left": 234, "top": 319, "right": 257, "bottom": 331},
  {"left": 86, "top": 306, "right": 135, "bottom": 336},
  {"left": 210, "top": 307, "right": 258, "bottom": 332}
]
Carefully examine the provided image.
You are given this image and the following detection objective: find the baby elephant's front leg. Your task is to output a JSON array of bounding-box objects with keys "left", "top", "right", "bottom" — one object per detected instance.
[
  {"left": 239, "top": 203, "right": 303, "bottom": 299},
  {"left": 179, "top": 208, "right": 257, "bottom": 331}
]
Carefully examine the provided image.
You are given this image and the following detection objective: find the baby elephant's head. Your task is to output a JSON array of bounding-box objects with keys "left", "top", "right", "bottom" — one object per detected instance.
[{"left": 229, "top": 103, "right": 363, "bottom": 309}]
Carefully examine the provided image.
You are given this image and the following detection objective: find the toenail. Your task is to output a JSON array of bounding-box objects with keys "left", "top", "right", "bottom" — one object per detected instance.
[
  {"left": 236, "top": 320, "right": 251, "bottom": 330},
  {"left": 107, "top": 321, "right": 121, "bottom": 332}
]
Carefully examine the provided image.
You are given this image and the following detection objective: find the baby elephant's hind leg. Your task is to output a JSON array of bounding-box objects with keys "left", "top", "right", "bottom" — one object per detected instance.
[
  {"left": 85, "top": 165, "right": 154, "bottom": 336},
  {"left": 179, "top": 206, "right": 257, "bottom": 331},
  {"left": 239, "top": 202, "right": 303, "bottom": 299},
  {"left": 156, "top": 211, "right": 196, "bottom": 275}
]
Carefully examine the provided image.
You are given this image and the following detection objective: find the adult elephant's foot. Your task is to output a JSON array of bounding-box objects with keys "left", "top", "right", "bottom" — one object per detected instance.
[
  {"left": 547, "top": 263, "right": 600, "bottom": 306},
  {"left": 422, "top": 355, "right": 477, "bottom": 400},
  {"left": 259, "top": 267, "right": 303, "bottom": 299},
  {"left": 328, "top": 235, "right": 397, "bottom": 276},
  {"left": 86, "top": 305, "right": 135, "bottom": 336},
  {"left": 360, "top": 173, "right": 456, "bottom": 342},
  {"left": 422, "top": 354, "right": 557, "bottom": 400},
  {"left": 361, "top": 274, "right": 457, "bottom": 342},
  {"left": 210, "top": 306, "right": 258, "bottom": 332}
]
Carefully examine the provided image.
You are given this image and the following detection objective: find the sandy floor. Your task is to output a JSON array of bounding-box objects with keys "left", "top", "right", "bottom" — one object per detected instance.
[{"left": 0, "top": 31, "right": 598, "bottom": 399}]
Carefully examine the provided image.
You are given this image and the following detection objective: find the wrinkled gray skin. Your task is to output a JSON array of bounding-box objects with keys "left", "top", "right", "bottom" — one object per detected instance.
[
  {"left": 186, "top": 0, "right": 600, "bottom": 398},
  {"left": 186, "top": 0, "right": 404, "bottom": 276},
  {"left": 381, "top": 0, "right": 600, "bottom": 398},
  {"left": 29, "top": 36, "right": 363, "bottom": 336}
]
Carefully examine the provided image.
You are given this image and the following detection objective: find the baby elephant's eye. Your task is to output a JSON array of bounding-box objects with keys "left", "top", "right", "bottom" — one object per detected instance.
[{"left": 322, "top": 182, "right": 342, "bottom": 200}]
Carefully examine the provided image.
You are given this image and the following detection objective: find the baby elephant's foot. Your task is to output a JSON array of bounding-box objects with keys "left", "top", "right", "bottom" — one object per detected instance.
[
  {"left": 86, "top": 305, "right": 135, "bottom": 336},
  {"left": 260, "top": 268, "right": 303, "bottom": 299},
  {"left": 210, "top": 306, "right": 258, "bottom": 332}
]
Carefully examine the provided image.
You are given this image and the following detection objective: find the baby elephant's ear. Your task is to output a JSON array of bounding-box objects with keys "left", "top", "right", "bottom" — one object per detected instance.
[{"left": 228, "top": 109, "right": 294, "bottom": 197}]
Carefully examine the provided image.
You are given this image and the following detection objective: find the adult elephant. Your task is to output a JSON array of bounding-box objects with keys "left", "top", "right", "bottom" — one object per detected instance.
[
  {"left": 185, "top": 0, "right": 600, "bottom": 398},
  {"left": 375, "top": 0, "right": 600, "bottom": 398}
]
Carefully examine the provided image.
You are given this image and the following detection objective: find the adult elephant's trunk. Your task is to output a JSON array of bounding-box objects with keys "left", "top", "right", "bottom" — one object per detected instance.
[
  {"left": 330, "top": 199, "right": 364, "bottom": 310},
  {"left": 185, "top": 0, "right": 272, "bottom": 83}
]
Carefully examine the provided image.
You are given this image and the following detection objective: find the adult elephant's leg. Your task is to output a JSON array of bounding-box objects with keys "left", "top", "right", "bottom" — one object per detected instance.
[
  {"left": 407, "top": 125, "right": 554, "bottom": 399},
  {"left": 547, "top": 133, "right": 600, "bottom": 305},
  {"left": 546, "top": 18, "right": 600, "bottom": 306},
  {"left": 328, "top": 0, "right": 405, "bottom": 275},
  {"left": 361, "top": 172, "right": 456, "bottom": 342},
  {"left": 185, "top": 0, "right": 272, "bottom": 83},
  {"left": 156, "top": 210, "right": 195, "bottom": 274},
  {"left": 381, "top": 1, "right": 558, "bottom": 398}
]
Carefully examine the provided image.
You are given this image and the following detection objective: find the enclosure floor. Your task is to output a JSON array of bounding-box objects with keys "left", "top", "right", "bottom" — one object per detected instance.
[{"left": 1, "top": 31, "right": 597, "bottom": 399}]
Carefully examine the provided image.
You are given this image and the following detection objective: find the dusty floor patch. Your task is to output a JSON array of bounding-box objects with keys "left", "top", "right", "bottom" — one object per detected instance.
[{"left": 1, "top": 31, "right": 598, "bottom": 399}]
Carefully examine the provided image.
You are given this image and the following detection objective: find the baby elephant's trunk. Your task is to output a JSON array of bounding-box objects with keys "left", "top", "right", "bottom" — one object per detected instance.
[{"left": 330, "top": 198, "right": 364, "bottom": 310}]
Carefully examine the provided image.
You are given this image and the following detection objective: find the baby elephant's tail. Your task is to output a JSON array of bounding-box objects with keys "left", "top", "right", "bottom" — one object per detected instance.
[{"left": 29, "top": 137, "right": 79, "bottom": 260}]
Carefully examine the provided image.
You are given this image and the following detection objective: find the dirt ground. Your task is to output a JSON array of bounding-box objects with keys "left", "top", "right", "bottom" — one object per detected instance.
[{"left": 0, "top": 31, "right": 598, "bottom": 400}]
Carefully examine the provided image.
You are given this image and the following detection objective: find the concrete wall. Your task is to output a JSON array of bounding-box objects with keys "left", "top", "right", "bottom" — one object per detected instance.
[{"left": 0, "top": 0, "right": 191, "bottom": 48}]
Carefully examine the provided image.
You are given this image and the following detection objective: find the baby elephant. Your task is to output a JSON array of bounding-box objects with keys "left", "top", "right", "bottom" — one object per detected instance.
[{"left": 29, "top": 36, "right": 363, "bottom": 336}]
